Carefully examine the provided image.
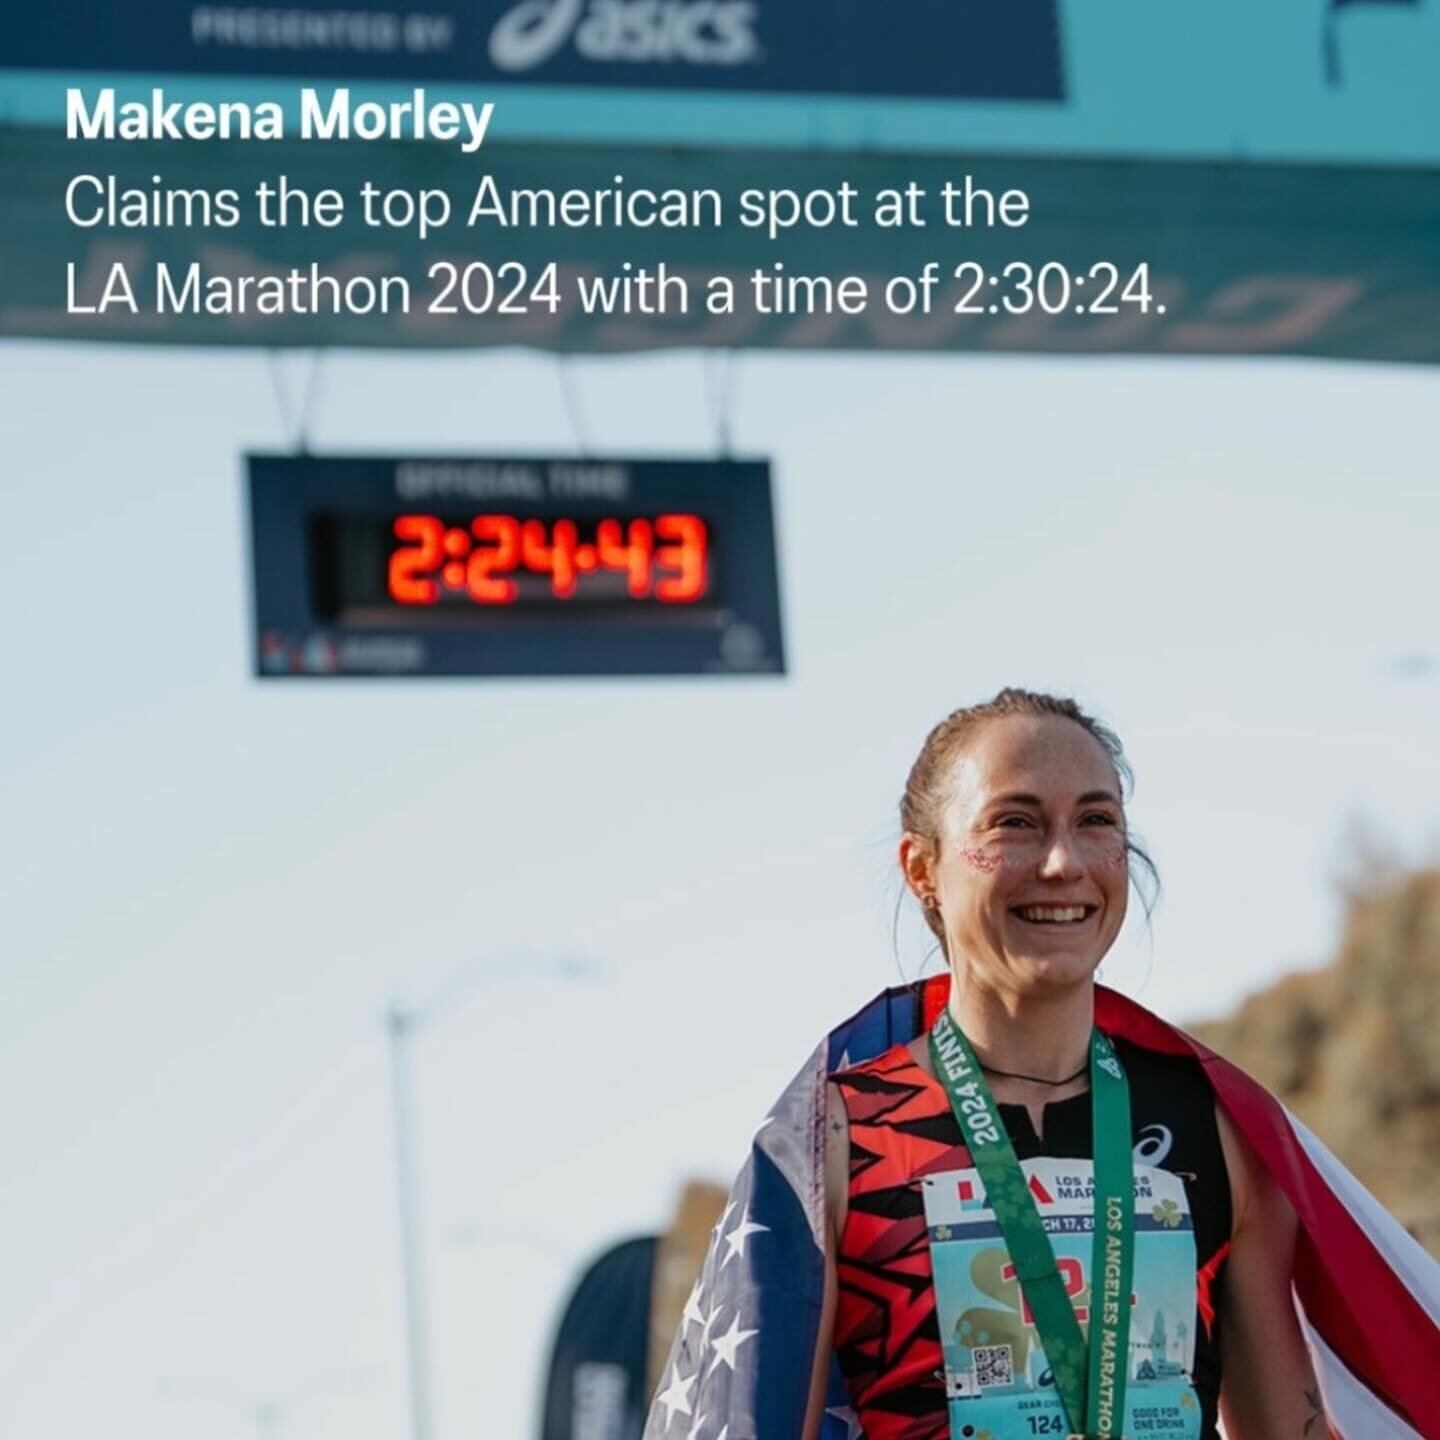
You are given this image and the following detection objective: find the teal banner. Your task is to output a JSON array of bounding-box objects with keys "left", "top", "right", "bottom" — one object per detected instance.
[{"left": 3, "top": 0, "right": 1437, "bottom": 165}]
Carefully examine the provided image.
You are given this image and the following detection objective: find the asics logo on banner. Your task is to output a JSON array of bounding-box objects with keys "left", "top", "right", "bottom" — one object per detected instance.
[
  {"left": 1133, "top": 1124, "right": 1174, "bottom": 1166},
  {"left": 488, "top": 0, "right": 761, "bottom": 72}
]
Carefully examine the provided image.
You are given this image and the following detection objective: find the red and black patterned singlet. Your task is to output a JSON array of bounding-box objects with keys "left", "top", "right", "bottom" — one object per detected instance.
[{"left": 831, "top": 1036, "right": 1233, "bottom": 1440}]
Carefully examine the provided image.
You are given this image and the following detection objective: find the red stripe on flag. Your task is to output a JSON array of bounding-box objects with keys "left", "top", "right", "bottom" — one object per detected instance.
[
  {"left": 920, "top": 975, "right": 948, "bottom": 1032},
  {"left": 1097, "top": 986, "right": 1440, "bottom": 1439}
]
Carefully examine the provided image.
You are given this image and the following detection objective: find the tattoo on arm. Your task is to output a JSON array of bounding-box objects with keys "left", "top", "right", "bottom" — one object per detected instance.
[{"left": 1303, "top": 1386, "right": 1324, "bottom": 1436}]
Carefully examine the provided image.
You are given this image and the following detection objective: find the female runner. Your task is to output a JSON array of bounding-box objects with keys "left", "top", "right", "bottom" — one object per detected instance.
[{"left": 804, "top": 689, "right": 1327, "bottom": 1440}]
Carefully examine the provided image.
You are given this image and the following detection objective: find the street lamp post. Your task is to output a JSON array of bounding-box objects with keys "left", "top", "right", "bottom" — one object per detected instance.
[
  {"left": 388, "top": 1003, "right": 434, "bottom": 1440},
  {"left": 386, "top": 956, "right": 601, "bottom": 1440}
]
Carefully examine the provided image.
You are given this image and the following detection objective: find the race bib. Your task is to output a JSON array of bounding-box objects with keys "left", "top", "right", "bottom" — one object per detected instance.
[{"left": 922, "top": 1158, "right": 1203, "bottom": 1439}]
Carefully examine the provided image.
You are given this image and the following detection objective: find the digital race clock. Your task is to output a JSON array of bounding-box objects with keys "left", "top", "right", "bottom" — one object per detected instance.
[{"left": 247, "top": 454, "right": 784, "bottom": 678}]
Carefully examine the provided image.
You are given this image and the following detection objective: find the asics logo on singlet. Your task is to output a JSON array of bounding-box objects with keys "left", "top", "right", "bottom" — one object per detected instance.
[
  {"left": 1133, "top": 1124, "right": 1174, "bottom": 1166},
  {"left": 487, "top": 0, "right": 761, "bottom": 72}
]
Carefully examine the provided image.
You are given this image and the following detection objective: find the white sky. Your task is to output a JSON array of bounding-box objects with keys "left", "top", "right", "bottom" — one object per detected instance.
[{"left": 3, "top": 344, "right": 1438, "bottom": 1440}]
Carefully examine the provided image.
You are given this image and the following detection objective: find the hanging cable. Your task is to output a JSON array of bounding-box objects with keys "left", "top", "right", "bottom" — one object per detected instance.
[
  {"left": 265, "top": 349, "right": 295, "bottom": 447},
  {"left": 294, "top": 349, "right": 327, "bottom": 454},
  {"left": 556, "top": 355, "right": 592, "bottom": 456},
  {"left": 703, "top": 348, "right": 739, "bottom": 459},
  {"left": 264, "top": 349, "right": 327, "bottom": 453}
]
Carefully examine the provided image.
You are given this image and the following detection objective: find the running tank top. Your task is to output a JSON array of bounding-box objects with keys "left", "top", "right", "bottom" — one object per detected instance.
[{"left": 832, "top": 1036, "right": 1232, "bottom": 1440}]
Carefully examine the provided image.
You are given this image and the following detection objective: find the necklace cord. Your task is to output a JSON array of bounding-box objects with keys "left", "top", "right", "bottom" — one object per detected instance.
[{"left": 976, "top": 1059, "right": 1089, "bottom": 1087}]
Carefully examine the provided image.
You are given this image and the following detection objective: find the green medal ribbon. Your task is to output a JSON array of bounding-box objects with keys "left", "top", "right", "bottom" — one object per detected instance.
[{"left": 929, "top": 1008, "right": 1135, "bottom": 1440}]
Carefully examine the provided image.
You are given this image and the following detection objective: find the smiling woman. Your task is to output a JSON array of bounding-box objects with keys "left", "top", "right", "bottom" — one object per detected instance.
[
  {"left": 643, "top": 688, "right": 1370, "bottom": 1440},
  {"left": 806, "top": 690, "right": 1327, "bottom": 1440},
  {"left": 897, "top": 692, "right": 1156, "bottom": 1013}
]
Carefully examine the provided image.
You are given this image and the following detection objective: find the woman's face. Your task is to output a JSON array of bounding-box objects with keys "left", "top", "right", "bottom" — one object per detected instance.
[{"left": 903, "top": 715, "right": 1130, "bottom": 998}]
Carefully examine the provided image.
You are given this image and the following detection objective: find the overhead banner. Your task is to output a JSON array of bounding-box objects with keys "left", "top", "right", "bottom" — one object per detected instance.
[
  {"left": 2, "top": 1, "right": 1437, "bottom": 359},
  {"left": 0, "top": 0, "right": 1064, "bottom": 101},
  {"left": 3, "top": 0, "right": 1436, "bottom": 166},
  {"left": 247, "top": 453, "right": 785, "bottom": 679}
]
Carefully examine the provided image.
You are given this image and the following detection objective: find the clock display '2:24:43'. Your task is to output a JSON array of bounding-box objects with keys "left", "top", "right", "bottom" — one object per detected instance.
[{"left": 388, "top": 513, "right": 709, "bottom": 606}]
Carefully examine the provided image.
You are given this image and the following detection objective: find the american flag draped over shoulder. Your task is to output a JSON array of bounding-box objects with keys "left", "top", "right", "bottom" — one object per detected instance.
[{"left": 642, "top": 975, "right": 1440, "bottom": 1440}]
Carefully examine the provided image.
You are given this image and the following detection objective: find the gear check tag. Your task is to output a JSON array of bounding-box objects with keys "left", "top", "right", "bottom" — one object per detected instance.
[{"left": 922, "top": 1159, "right": 1203, "bottom": 1439}]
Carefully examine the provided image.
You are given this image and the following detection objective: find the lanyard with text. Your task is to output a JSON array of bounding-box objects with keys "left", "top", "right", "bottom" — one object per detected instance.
[{"left": 929, "top": 1008, "right": 1135, "bottom": 1440}]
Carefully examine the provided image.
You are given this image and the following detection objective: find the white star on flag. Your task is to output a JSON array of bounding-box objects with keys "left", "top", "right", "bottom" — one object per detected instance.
[
  {"left": 825, "top": 1404, "right": 864, "bottom": 1439},
  {"left": 656, "top": 1364, "right": 696, "bottom": 1429},
  {"left": 712, "top": 1200, "right": 737, "bottom": 1239},
  {"left": 720, "top": 1210, "right": 770, "bottom": 1267},
  {"left": 707, "top": 1312, "right": 758, "bottom": 1374},
  {"left": 682, "top": 1282, "right": 707, "bottom": 1332}
]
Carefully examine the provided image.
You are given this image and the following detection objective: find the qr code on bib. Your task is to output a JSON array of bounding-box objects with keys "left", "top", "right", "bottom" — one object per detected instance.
[{"left": 973, "top": 1344, "right": 1014, "bottom": 1388}]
